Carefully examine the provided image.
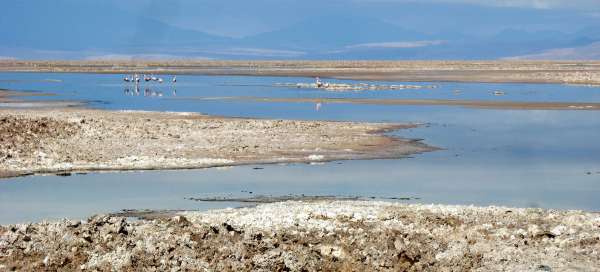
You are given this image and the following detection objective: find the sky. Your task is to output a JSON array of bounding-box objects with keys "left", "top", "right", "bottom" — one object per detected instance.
[
  {"left": 1, "top": 0, "right": 599, "bottom": 59},
  {"left": 115, "top": 0, "right": 600, "bottom": 37}
]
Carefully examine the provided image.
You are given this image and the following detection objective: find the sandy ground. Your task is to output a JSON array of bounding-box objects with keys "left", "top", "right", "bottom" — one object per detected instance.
[
  {"left": 0, "top": 108, "right": 433, "bottom": 178},
  {"left": 1, "top": 200, "right": 599, "bottom": 271},
  {"left": 2, "top": 60, "right": 600, "bottom": 84}
]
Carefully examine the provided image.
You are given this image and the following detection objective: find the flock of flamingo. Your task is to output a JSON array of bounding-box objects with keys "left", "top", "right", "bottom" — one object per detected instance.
[
  {"left": 123, "top": 74, "right": 177, "bottom": 97},
  {"left": 123, "top": 74, "right": 176, "bottom": 84},
  {"left": 121, "top": 74, "right": 324, "bottom": 110}
]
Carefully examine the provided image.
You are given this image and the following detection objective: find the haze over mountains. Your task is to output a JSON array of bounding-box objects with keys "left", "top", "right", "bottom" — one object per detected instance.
[{"left": 2, "top": 0, "right": 599, "bottom": 60}]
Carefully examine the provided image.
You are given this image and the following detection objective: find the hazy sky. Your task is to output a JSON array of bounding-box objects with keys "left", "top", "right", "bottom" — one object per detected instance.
[
  {"left": 2, "top": 0, "right": 599, "bottom": 59},
  {"left": 109, "top": 0, "right": 600, "bottom": 37},
  {"left": 3, "top": 0, "right": 598, "bottom": 37}
]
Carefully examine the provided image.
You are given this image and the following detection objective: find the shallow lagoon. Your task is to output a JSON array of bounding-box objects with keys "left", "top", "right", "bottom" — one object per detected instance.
[{"left": 1, "top": 72, "right": 599, "bottom": 224}]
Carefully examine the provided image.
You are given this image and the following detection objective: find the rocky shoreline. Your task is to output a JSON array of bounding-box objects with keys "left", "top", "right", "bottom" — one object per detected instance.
[
  {"left": 0, "top": 108, "right": 434, "bottom": 178},
  {"left": 1, "top": 201, "right": 599, "bottom": 271}
]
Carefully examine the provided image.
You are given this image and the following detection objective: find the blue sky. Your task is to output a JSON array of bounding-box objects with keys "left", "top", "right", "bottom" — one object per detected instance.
[{"left": 1, "top": 0, "right": 599, "bottom": 59}]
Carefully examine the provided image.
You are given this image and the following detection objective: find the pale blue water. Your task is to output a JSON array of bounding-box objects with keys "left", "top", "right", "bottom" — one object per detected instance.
[{"left": 1, "top": 72, "right": 599, "bottom": 224}]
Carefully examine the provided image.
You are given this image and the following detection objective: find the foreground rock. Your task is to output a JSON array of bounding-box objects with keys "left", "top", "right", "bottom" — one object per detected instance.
[
  {"left": 0, "top": 109, "right": 433, "bottom": 178},
  {"left": 1, "top": 201, "right": 599, "bottom": 271}
]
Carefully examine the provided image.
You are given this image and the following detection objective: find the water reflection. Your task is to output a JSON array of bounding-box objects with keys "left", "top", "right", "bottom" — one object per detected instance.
[
  {"left": 3, "top": 72, "right": 600, "bottom": 107},
  {"left": 123, "top": 86, "right": 177, "bottom": 98},
  {"left": 0, "top": 72, "right": 599, "bottom": 223}
]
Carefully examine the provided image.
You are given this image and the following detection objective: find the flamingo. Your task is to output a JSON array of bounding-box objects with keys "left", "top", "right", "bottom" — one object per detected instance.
[{"left": 315, "top": 77, "right": 323, "bottom": 88}]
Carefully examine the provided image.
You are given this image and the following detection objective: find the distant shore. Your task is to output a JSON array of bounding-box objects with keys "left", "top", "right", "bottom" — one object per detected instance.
[{"left": 1, "top": 60, "right": 600, "bottom": 84}]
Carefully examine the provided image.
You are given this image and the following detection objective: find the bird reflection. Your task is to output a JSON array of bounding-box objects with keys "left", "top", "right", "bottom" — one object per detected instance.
[
  {"left": 124, "top": 87, "right": 170, "bottom": 98},
  {"left": 315, "top": 102, "right": 322, "bottom": 111}
]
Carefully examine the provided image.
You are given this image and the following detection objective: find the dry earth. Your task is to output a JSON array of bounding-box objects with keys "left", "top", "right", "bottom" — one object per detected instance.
[
  {"left": 0, "top": 109, "right": 433, "bottom": 178},
  {"left": 2, "top": 60, "right": 600, "bottom": 84},
  {"left": 1, "top": 201, "right": 599, "bottom": 271}
]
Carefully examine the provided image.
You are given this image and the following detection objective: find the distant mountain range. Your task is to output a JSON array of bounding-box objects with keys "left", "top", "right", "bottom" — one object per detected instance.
[
  {"left": 0, "top": 1, "right": 228, "bottom": 52},
  {"left": 504, "top": 42, "right": 600, "bottom": 60},
  {"left": 1, "top": 1, "right": 599, "bottom": 60},
  {"left": 241, "top": 14, "right": 428, "bottom": 51}
]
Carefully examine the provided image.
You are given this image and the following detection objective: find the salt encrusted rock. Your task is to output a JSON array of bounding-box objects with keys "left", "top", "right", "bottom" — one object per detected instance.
[
  {"left": 1, "top": 201, "right": 599, "bottom": 271},
  {"left": 550, "top": 225, "right": 567, "bottom": 237}
]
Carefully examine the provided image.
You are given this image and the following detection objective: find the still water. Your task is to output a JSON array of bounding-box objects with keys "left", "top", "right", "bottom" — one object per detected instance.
[{"left": 1, "top": 73, "right": 599, "bottom": 224}]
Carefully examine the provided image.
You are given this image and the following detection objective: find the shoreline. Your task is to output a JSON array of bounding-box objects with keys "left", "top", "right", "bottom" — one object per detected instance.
[
  {"left": 2, "top": 60, "right": 600, "bottom": 85},
  {"left": 0, "top": 108, "right": 435, "bottom": 179},
  {"left": 171, "top": 96, "right": 600, "bottom": 111},
  {"left": 0, "top": 88, "right": 85, "bottom": 109},
  {"left": 1, "top": 200, "right": 598, "bottom": 271}
]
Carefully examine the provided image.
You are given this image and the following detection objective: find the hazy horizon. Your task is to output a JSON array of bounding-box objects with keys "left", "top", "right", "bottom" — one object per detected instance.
[{"left": 2, "top": 0, "right": 600, "bottom": 60}]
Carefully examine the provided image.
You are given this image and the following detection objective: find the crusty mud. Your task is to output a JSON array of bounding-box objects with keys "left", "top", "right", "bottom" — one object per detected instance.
[
  {"left": 183, "top": 194, "right": 417, "bottom": 204},
  {"left": 0, "top": 109, "right": 434, "bottom": 178},
  {"left": 173, "top": 96, "right": 600, "bottom": 111},
  {"left": 1, "top": 201, "right": 598, "bottom": 271},
  {"left": 2, "top": 60, "right": 600, "bottom": 84},
  {"left": 272, "top": 82, "right": 439, "bottom": 92}
]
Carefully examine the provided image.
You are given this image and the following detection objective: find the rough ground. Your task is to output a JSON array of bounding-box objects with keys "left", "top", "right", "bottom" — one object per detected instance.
[
  {"left": 2, "top": 60, "right": 600, "bottom": 84},
  {"left": 1, "top": 201, "right": 599, "bottom": 271},
  {"left": 0, "top": 109, "right": 433, "bottom": 178}
]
